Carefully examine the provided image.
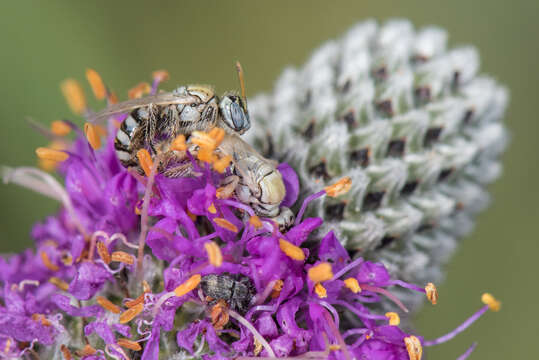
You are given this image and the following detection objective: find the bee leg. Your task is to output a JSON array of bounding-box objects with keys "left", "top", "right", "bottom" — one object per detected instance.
[
  {"left": 145, "top": 104, "right": 158, "bottom": 152},
  {"left": 218, "top": 175, "right": 240, "bottom": 198},
  {"left": 273, "top": 206, "right": 295, "bottom": 232}
]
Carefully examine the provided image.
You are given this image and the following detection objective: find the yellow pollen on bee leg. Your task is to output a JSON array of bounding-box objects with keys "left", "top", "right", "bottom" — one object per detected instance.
[
  {"left": 314, "top": 283, "right": 327, "bottom": 298},
  {"left": 36, "top": 147, "right": 69, "bottom": 162},
  {"left": 279, "top": 239, "right": 305, "bottom": 261},
  {"left": 128, "top": 82, "right": 151, "bottom": 99},
  {"left": 344, "top": 277, "right": 361, "bottom": 293},
  {"left": 324, "top": 176, "right": 352, "bottom": 197},
  {"left": 213, "top": 155, "right": 233, "bottom": 173},
  {"left": 208, "top": 127, "right": 225, "bottom": 146},
  {"left": 96, "top": 296, "right": 121, "bottom": 314},
  {"left": 404, "top": 335, "right": 423, "bottom": 360},
  {"left": 49, "top": 277, "right": 69, "bottom": 291},
  {"left": 117, "top": 338, "right": 142, "bottom": 351},
  {"left": 152, "top": 70, "right": 170, "bottom": 82},
  {"left": 136, "top": 149, "right": 154, "bottom": 177},
  {"left": 40, "top": 251, "right": 59, "bottom": 271},
  {"left": 481, "top": 293, "right": 501, "bottom": 312},
  {"left": 170, "top": 134, "right": 187, "bottom": 152},
  {"left": 213, "top": 217, "right": 239, "bottom": 233},
  {"left": 61, "top": 79, "right": 86, "bottom": 115},
  {"left": 84, "top": 123, "right": 101, "bottom": 150},
  {"left": 385, "top": 312, "right": 400, "bottom": 326},
  {"left": 192, "top": 131, "right": 218, "bottom": 150},
  {"left": 197, "top": 148, "right": 216, "bottom": 163},
  {"left": 174, "top": 274, "right": 201, "bottom": 297},
  {"left": 204, "top": 241, "right": 223, "bottom": 267},
  {"left": 50, "top": 120, "right": 71, "bottom": 136},
  {"left": 85, "top": 69, "right": 107, "bottom": 100},
  {"left": 425, "top": 283, "right": 438, "bottom": 305},
  {"left": 249, "top": 215, "right": 263, "bottom": 229},
  {"left": 308, "top": 262, "right": 333, "bottom": 283},
  {"left": 111, "top": 251, "right": 135, "bottom": 265},
  {"left": 119, "top": 302, "right": 144, "bottom": 324}
]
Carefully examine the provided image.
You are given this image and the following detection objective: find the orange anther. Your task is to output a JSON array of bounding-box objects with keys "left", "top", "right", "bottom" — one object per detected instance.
[
  {"left": 96, "top": 296, "right": 121, "bottom": 314},
  {"left": 187, "top": 210, "right": 197, "bottom": 221},
  {"left": 117, "top": 338, "right": 142, "bottom": 351},
  {"left": 425, "top": 283, "right": 438, "bottom": 305},
  {"left": 481, "top": 293, "right": 501, "bottom": 312},
  {"left": 125, "top": 292, "right": 146, "bottom": 308},
  {"left": 128, "top": 82, "right": 151, "bottom": 99},
  {"left": 119, "top": 302, "right": 144, "bottom": 324},
  {"left": 385, "top": 312, "right": 400, "bottom": 326},
  {"left": 142, "top": 280, "right": 151, "bottom": 293},
  {"left": 314, "top": 283, "right": 327, "bottom": 298},
  {"left": 308, "top": 262, "right": 333, "bottom": 283},
  {"left": 76, "top": 344, "right": 97, "bottom": 357},
  {"left": 84, "top": 123, "right": 101, "bottom": 150},
  {"left": 213, "top": 218, "right": 239, "bottom": 233},
  {"left": 170, "top": 134, "right": 187, "bottom": 152},
  {"left": 61, "top": 79, "right": 86, "bottom": 115},
  {"left": 36, "top": 147, "right": 69, "bottom": 162},
  {"left": 108, "top": 91, "right": 119, "bottom": 104},
  {"left": 51, "top": 120, "right": 71, "bottom": 136},
  {"left": 96, "top": 241, "right": 111, "bottom": 264},
  {"left": 271, "top": 279, "right": 284, "bottom": 298},
  {"left": 86, "top": 69, "right": 107, "bottom": 100},
  {"left": 404, "top": 335, "right": 423, "bottom": 360},
  {"left": 344, "top": 277, "right": 361, "bottom": 293},
  {"left": 325, "top": 177, "right": 352, "bottom": 197},
  {"left": 136, "top": 149, "right": 153, "bottom": 177},
  {"left": 49, "top": 277, "right": 69, "bottom": 291},
  {"left": 152, "top": 70, "right": 170, "bottom": 83},
  {"left": 204, "top": 241, "right": 223, "bottom": 267},
  {"left": 60, "top": 344, "right": 72, "bottom": 360},
  {"left": 174, "top": 274, "right": 202, "bottom": 297},
  {"left": 111, "top": 251, "right": 134, "bottom": 265},
  {"left": 249, "top": 215, "right": 263, "bottom": 229},
  {"left": 279, "top": 239, "right": 305, "bottom": 261},
  {"left": 40, "top": 251, "right": 59, "bottom": 272},
  {"left": 208, "top": 203, "right": 217, "bottom": 214}
]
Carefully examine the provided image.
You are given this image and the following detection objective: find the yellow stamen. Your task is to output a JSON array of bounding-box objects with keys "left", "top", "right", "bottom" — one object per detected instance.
[
  {"left": 96, "top": 241, "right": 111, "bottom": 264},
  {"left": 365, "top": 334, "right": 371, "bottom": 340},
  {"left": 108, "top": 91, "right": 119, "bottom": 105},
  {"left": 125, "top": 292, "right": 146, "bottom": 308},
  {"left": 36, "top": 147, "right": 69, "bottom": 162},
  {"left": 481, "top": 293, "right": 501, "bottom": 312},
  {"left": 170, "top": 134, "right": 187, "bottom": 152},
  {"left": 61, "top": 79, "right": 87, "bottom": 115},
  {"left": 117, "top": 338, "right": 142, "bottom": 351},
  {"left": 308, "top": 262, "right": 333, "bottom": 283},
  {"left": 136, "top": 149, "right": 153, "bottom": 177},
  {"left": 152, "top": 70, "right": 170, "bottom": 83},
  {"left": 404, "top": 335, "right": 423, "bottom": 360},
  {"left": 314, "top": 283, "right": 327, "bottom": 298},
  {"left": 4, "top": 338, "right": 12, "bottom": 353},
  {"left": 119, "top": 302, "right": 144, "bottom": 324},
  {"left": 279, "top": 239, "right": 305, "bottom": 261},
  {"left": 60, "top": 344, "right": 72, "bottom": 360},
  {"left": 271, "top": 279, "right": 284, "bottom": 298},
  {"left": 249, "top": 215, "right": 263, "bottom": 229},
  {"left": 253, "top": 338, "right": 263, "bottom": 356},
  {"left": 111, "top": 251, "right": 135, "bottom": 265},
  {"left": 174, "top": 274, "right": 201, "bottom": 297},
  {"left": 208, "top": 203, "right": 217, "bottom": 214},
  {"left": 135, "top": 204, "right": 141, "bottom": 215},
  {"left": 143, "top": 280, "right": 151, "bottom": 293},
  {"left": 425, "top": 283, "right": 438, "bottom": 305},
  {"left": 40, "top": 251, "right": 59, "bottom": 271},
  {"left": 213, "top": 155, "right": 232, "bottom": 173},
  {"left": 85, "top": 68, "right": 106, "bottom": 100},
  {"left": 32, "top": 313, "right": 52, "bottom": 326},
  {"left": 49, "top": 277, "right": 69, "bottom": 291},
  {"left": 96, "top": 296, "right": 121, "bottom": 314},
  {"left": 205, "top": 241, "right": 223, "bottom": 267},
  {"left": 77, "top": 344, "right": 97, "bottom": 357},
  {"left": 38, "top": 141, "right": 67, "bottom": 171},
  {"left": 51, "top": 120, "right": 71, "bottom": 136},
  {"left": 344, "top": 277, "right": 361, "bottom": 293},
  {"left": 213, "top": 217, "right": 239, "bottom": 233},
  {"left": 84, "top": 123, "right": 101, "bottom": 150},
  {"left": 94, "top": 124, "right": 108, "bottom": 137},
  {"left": 329, "top": 344, "right": 341, "bottom": 351},
  {"left": 128, "top": 82, "right": 151, "bottom": 99},
  {"left": 325, "top": 177, "right": 352, "bottom": 197},
  {"left": 385, "top": 312, "right": 400, "bottom": 326}
]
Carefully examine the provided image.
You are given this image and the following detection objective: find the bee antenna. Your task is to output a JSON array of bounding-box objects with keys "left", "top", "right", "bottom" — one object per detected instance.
[{"left": 235, "top": 61, "right": 248, "bottom": 109}]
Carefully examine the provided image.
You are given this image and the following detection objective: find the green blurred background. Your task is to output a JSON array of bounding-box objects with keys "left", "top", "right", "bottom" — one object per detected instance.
[{"left": 0, "top": 1, "right": 536, "bottom": 358}]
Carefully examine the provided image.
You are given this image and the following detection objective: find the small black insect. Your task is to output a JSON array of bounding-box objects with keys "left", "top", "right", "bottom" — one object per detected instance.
[{"left": 200, "top": 273, "right": 255, "bottom": 315}]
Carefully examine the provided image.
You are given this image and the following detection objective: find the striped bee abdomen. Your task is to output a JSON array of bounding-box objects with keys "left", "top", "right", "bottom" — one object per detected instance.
[{"left": 114, "top": 109, "right": 145, "bottom": 166}]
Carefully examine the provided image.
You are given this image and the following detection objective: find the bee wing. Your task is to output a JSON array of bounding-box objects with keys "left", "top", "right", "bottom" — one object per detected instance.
[{"left": 90, "top": 92, "right": 197, "bottom": 123}]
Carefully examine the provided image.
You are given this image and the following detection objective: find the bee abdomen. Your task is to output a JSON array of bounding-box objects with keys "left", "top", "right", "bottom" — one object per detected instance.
[{"left": 114, "top": 111, "right": 143, "bottom": 166}]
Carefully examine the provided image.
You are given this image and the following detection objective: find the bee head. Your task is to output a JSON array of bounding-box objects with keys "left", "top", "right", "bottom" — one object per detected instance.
[{"left": 219, "top": 95, "right": 250, "bottom": 135}]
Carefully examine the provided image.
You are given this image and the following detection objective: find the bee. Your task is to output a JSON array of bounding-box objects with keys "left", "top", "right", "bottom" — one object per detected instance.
[
  {"left": 217, "top": 133, "right": 295, "bottom": 229},
  {"left": 200, "top": 273, "right": 255, "bottom": 315},
  {"left": 90, "top": 64, "right": 251, "bottom": 172}
]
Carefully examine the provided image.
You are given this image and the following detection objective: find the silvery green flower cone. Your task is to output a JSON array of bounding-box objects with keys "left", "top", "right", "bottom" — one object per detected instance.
[{"left": 245, "top": 19, "right": 508, "bottom": 311}]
